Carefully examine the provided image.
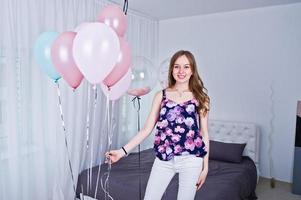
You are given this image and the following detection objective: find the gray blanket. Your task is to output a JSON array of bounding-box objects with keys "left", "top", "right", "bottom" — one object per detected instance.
[{"left": 76, "top": 149, "right": 257, "bottom": 200}]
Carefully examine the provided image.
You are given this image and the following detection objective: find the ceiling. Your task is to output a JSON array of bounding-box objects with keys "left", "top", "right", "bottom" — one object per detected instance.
[{"left": 110, "top": 0, "right": 301, "bottom": 20}]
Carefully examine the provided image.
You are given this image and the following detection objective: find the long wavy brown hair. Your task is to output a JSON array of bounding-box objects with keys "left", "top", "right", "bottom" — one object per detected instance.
[{"left": 168, "top": 50, "right": 210, "bottom": 116}]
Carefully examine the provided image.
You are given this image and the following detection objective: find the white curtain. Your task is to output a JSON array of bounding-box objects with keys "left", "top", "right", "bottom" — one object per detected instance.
[{"left": 0, "top": 0, "right": 158, "bottom": 199}]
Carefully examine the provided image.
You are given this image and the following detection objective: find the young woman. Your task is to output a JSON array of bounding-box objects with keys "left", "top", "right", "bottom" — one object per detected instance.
[{"left": 106, "top": 50, "right": 210, "bottom": 200}]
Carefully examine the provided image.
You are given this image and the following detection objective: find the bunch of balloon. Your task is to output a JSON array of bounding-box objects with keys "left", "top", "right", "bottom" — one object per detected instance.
[
  {"left": 127, "top": 56, "right": 157, "bottom": 200},
  {"left": 33, "top": 1, "right": 131, "bottom": 199},
  {"left": 72, "top": 20, "right": 122, "bottom": 196},
  {"left": 33, "top": 31, "right": 79, "bottom": 197},
  {"left": 82, "top": 4, "right": 131, "bottom": 200}
]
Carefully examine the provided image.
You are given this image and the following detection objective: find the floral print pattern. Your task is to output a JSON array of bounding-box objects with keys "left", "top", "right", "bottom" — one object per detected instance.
[{"left": 154, "top": 89, "right": 207, "bottom": 161}]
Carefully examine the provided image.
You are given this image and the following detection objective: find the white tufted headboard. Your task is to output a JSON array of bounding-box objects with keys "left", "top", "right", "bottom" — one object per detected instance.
[{"left": 208, "top": 119, "right": 259, "bottom": 166}]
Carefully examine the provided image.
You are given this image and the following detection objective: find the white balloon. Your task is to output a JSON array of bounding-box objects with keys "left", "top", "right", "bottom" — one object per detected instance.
[{"left": 73, "top": 22, "right": 120, "bottom": 84}]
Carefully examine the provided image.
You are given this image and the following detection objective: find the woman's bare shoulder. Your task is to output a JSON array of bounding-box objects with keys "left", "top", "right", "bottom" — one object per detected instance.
[{"left": 154, "top": 90, "right": 163, "bottom": 100}]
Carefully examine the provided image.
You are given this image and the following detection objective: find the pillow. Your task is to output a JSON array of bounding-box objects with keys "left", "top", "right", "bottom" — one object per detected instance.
[{"left": 209, "top": 140, "right": 246, "bottom": 163}]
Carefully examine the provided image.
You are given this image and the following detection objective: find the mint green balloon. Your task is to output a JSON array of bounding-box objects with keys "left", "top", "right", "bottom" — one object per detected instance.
[{"left": 33, "top": 31, "right": 61, "bottom": 81}]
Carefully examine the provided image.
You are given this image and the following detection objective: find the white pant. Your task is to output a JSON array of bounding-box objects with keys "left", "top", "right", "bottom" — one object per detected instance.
[{"left": 144, "top": 155, "right": 203, "bottom": 200}]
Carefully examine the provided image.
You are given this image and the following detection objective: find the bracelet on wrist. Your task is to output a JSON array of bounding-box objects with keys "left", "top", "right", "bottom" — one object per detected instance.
[{"left": 121, "top": 146, "right": 128, "bottom": 156}]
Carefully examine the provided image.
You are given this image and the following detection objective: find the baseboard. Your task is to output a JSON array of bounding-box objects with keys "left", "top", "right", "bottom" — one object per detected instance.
[{"left": 258, "top": 176, "right": 292, "bottom": 184}]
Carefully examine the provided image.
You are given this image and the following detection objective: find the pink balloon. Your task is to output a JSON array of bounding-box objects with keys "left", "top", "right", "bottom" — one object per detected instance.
[
  {"left": 127, "top": 87, "right": 151, "bottom": 97},
  {"left": 73, "top": 22, "right": 120, "bottom": 84},
  {"left": 96, "top": 5, "right": 127, "bottom": 37},
  {"left": 51, "top": 31, "right": 83, "bottom": 89},
  {"left": 103, "top": 37, "right": 131, "bottom": 87},
  {"left": 101, "top": 68, "right": 132, "bottom": 100}
]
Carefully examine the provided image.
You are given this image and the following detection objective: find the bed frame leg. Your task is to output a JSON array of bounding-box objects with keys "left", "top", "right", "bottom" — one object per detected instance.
[{"left": 270, "top": 177, "right": 276, "bottom": 188}]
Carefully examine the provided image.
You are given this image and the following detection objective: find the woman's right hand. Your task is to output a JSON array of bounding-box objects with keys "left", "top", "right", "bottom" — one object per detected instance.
[{"left": 105, "top": 149, "right": 124, "bottom": 164}]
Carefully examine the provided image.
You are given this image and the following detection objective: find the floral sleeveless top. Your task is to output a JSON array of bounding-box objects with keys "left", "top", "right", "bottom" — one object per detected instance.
[{"left": 154, "top": 89, "right": 207, "bottom": 161}]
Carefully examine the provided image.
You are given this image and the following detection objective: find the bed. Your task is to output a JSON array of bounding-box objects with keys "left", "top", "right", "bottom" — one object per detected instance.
[{"left": 76, "top": 119, "right": 259, "bottom": 200}]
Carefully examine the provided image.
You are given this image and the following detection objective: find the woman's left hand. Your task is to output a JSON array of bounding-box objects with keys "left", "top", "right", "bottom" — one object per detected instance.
[{"left": 196, "top": 170, "right": 208, "bottom": 190}]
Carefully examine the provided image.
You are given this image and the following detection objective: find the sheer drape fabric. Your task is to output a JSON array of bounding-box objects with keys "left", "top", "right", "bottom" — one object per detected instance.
[{"left": 0, "top": 0, "right": 158, "bottom": 199}]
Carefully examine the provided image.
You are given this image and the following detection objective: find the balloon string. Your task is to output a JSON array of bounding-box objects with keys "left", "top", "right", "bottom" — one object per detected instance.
[
  {"left": 122, "top": 0, "right": 125, "bottom": 12},
  {"left": 105, "top": 95, "right": 110, "bottom": 200},
  {"left": 85, "top": 84, "right": 91, "bottom": 193},
  {"left": 56, "top": 82, "right": 76, "bottom": 199},
  {"left": 94, "top": 96, "right": 109, "bottom": 198},
  {"left": 110, "top": 101, "right": 117, "bottom": 147},
  {"left": 89, "top": 85, "right": 98, "bottom": 194},
  {"left": 123, "top": 0, "right": 128, "bottom": 15},
  {"left": 105, "top": 99, "right": 117, "bottom": 200},
  {"left": 105, "top": 96, "right": 111, "bottom": 200},
  {"left": 132, "top": 96, "right": 142, "bottom": 200},
  {"left": 131, "top": 96, "right": 141, "bottom": 111},
  {"left": 100, "top": 93, "right": 115, "bottom": 200},
  {"left": 85, "top": 85, "right": 92, "bottom": 150},
  {"left": 101, "top": 172, "right": 113, "bottom": 200}
]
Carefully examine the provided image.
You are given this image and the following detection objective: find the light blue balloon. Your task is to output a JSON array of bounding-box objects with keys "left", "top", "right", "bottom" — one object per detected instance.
[{"left": 33, "top": 31, "right": 61, "bottom": 81}]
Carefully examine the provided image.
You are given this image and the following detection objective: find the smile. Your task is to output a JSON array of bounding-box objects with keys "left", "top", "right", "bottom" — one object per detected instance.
[{"left": 177, "top": 74, "right": 186, "bottom": 79}]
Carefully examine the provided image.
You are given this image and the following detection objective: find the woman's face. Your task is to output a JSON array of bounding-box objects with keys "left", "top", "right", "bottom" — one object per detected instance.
[{"left": 172, "top": 55, "right": 192, "bottom": 84}]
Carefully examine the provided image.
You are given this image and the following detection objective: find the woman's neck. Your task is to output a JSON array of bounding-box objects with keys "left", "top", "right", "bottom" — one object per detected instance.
[{"left": 173, "top": 83, "right": 189, "bottom": 92}]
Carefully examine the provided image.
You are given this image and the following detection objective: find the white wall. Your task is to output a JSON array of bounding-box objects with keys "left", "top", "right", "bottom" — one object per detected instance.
[{"left": 158, "top": 3, "right": 301, "bottom": 182}]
